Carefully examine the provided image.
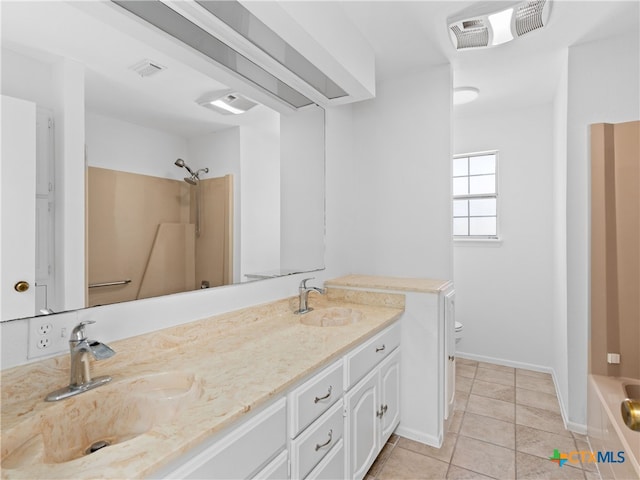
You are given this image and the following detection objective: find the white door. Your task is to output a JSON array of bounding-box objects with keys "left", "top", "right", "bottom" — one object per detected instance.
[
  {"left": 379, "top": 349, "right": 400, "bottom": 443},
  {"left": 1, "top": 95, "right": 36, "bottom": 320},
  {"left": 444, "top": 290, "right": 456, "bottom": 419},
  {"left": 345, "top": 369, "right": 378, "bottom": 480}
]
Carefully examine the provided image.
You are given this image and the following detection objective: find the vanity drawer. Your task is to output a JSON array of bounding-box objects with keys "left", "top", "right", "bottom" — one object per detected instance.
[
  {"left": 291, "top": 399, "right": 344, "bottom": 480},
  {"left": 305, "top": 439, "right": 344, "bottom": 480},
  {"left": 344, "top": 322, "right": 400, "bottom": 390},
  {"left": 162, "top": 398, "right": 286, "bottom": 480},
  {"left": 289, "top": 360, "right": 343, "bottom": 438}
]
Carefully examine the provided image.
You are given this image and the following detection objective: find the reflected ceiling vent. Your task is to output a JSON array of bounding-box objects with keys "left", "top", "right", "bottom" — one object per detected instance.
[
  {"left": 448, "top": 1, "right": 551, "bottom": 50},
  {"left": 130, "top": 59, "right": 167, "bottom": 77},
  {"left": 197, "top": 90, "right": 258, "bottom": 115}
]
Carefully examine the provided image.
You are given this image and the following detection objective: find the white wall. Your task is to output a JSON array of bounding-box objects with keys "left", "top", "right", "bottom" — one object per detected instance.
[
  {"left": 280, "top": 106, "right": 325, "bottom": 272},
  {"left": 344, "top": 66, "right": 453, "bottom": 280},
  {"left": 552, "top": 50, "right": 570, "bottom": 427},
  {"left": 1, "top": 48, "right": 54, "bottom": 110},
  {"left": 86, "top": 112, "right": 188, "bottom": 179},
  {"left": 565, "top": 31, "right": 640, "bottom": 428},
  {"left": 239, "top": 117, "right": 281, "bottom": 279},
  {"left": 324, "top": 104, "right": 357, "bottom": 276},
  {"left": 453, "top": 104, "right": 555, "bottom": 369}
]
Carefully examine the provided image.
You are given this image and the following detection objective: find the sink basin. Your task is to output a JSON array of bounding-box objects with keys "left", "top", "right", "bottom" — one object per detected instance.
[
  {"left": 1, "top": 371, "right": 202, "bottom": 468},
  {"left": 300, "top": 307, "right": 362, "bottom": 327}
]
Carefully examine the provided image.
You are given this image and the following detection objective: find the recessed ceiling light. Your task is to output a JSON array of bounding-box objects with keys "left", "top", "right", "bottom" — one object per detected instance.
[
  {"left": 488, "top": 8, "right": 514, "bottom": 46},
  {"left": 196, "top": 90, "right": 258, "bottom": 115},
  {"left": 453, "top": 87, "right": 480, "bottom": 105}
]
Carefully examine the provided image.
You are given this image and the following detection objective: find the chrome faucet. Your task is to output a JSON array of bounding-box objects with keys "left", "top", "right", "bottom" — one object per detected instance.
[
  {"left": 295, "top": 278, "right": 326, "bottom": 315},
  {"left": 45, "top": 321, "right": 116, "bottom": 402}
]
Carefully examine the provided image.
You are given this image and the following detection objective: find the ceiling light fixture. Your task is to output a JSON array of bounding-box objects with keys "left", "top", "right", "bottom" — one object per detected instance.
[
  {"left": 196, "top": 90, "right": 258, "bottom": 115},
  {"left": 448, "top": 0, "right": 551, "bottom": 50},
  {"left": 453, "top": 87, "right": 480, "bottom": 105},
  {"left": 488, "top": 8, "right": 514, "bottom": 46}
]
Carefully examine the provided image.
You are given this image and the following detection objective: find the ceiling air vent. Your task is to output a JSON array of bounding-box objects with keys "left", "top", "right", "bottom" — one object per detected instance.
[
  {"left": 515, "top": 1, "right": 549, "bottom": 36},
  {"left": 130, "top": 59, "right": 166, "bottom": 78},
  {"left": 448, "top": 0, "right": 551, "bottom": 51}
]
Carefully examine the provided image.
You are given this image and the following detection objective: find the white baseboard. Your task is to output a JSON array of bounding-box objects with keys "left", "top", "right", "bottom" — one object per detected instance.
[
  {"left": 456, "top": 351, "right": 554, "bottom": 374},
  {"left": 394, "top": 425, "right": 442, "bottom": 448},
  {"left": 456, "top": 351, "right": 587, "bottom": 435}
]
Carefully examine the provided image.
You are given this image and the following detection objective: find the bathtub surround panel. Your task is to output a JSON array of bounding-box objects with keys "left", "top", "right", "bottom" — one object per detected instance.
[
  {"left": 87, "top": 167, "right": 189, "bottom": 305},
  {"left": 590, "top": 121, "right": 640, "bottom": 380},
  {"left": 190, "top": 175, "right": 234, "bottom": 288},
  {"left": 88, "top": 168, "right": 233, "bottom": 306}
]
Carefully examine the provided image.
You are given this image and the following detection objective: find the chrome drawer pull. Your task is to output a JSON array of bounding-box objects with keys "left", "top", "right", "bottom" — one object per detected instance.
[
  {"left": 315, "top": 429, "right": 333, "bottom": 451},
  {"left": 375, "top": 344, "right": 386, "bottom": 353},
  {"left": 314, "top": 385, "right": 332, "bottom": 404}
]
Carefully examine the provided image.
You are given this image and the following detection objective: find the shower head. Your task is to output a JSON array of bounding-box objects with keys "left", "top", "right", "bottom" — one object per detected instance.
[
  {"left": 174, "top": 158, "right": 195, "bottom": 176},
  {"left": 174, "top": 159, "right": 208, "bottom": 185},
  {"left": 184, "top": 176, "right": 198, "bottom": 185}
]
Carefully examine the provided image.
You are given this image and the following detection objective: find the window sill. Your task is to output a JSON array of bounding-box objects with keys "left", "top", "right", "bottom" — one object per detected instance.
[{"left": 453, "top": 237, "right": 503, "bottom": 247}]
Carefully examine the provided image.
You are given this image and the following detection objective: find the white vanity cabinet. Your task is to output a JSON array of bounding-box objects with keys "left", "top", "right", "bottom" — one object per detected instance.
[
  {"left": 344, "top": 325, "right": 401, "bottom": 480},
  {"left": 155, "top": 322, "right": 401, "bottom": 480},
  {"left": 325, "top": 276, "right": 454, "bottom": 449}
]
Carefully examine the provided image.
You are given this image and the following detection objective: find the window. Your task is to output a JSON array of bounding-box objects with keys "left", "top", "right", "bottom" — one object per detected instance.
[{"left": 453, "top": 151, "right": 498, "bottom": 238}]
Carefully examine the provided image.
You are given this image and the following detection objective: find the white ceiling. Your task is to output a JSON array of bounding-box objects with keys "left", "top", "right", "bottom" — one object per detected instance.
[
  {"left": 1, "top": 1, "right": 279, "bottom": 138},
  {"left": 2, "top": 1, "right": 638, "bottom": 131},
  {"left": 339, "top": 0, "right": 640, "bottom": 114}
]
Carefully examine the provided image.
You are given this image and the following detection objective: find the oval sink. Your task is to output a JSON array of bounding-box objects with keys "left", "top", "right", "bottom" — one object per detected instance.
[
  {"left": 1, "top": 371, "right": 202, "bottom": 468},
  {"left": 300, "top": 307, "right": 362, "bottom": 327}
]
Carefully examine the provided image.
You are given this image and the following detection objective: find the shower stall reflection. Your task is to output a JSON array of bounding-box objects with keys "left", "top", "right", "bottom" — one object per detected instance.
[
  {"left": 174, "top": 158, "right": 209, "bottom": 237},
  {"left": 87, "top": 162, "right": 232, "bottom": 307}
]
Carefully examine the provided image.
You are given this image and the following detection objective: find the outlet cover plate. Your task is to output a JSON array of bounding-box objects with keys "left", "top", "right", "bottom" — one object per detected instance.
[{"left": 28, "top": 315, "right": 76, "bottom": 359}]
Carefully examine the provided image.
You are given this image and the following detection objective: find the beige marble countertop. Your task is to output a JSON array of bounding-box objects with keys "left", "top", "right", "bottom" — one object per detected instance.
[
  {"left": 1, "top": 293, "right": 403, "bottom": 479},
  {"left": 326, "top": 274, "right": 452, "bottom": 293}
]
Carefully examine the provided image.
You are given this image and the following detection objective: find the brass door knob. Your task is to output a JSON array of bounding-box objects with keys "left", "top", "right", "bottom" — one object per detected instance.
[
  {"left": 14, "top": 281, "right": 30, "bottom": 293},
  {"left": 621, "top": 399, "right": 640, "bottom": 431}
]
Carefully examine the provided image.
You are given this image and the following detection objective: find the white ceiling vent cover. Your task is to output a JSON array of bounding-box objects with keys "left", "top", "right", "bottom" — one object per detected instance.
[
  {"left": 448, "top": 1, "right": 551, "bottom": 50},
  {"left": 130, "top": 59, "right": 167, "bottom": 77}
]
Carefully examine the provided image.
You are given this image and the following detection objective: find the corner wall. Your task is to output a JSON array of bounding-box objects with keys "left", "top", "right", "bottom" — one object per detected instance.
[{"left": 565, "top": 30, "right": 640, "bottom": 428}]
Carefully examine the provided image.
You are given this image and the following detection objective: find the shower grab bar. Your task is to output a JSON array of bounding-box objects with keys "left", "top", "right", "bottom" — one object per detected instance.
[{"left": 88, "top": 279, "right": 132, "bottom": 288}]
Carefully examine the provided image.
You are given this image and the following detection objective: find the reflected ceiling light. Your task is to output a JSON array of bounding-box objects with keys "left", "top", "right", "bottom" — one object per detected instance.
[
  {"left": 453, "top": 87, "right": 480, "bottom": 105},
  {"left": 448, "top": 1, "right": 551, "bottom": 50},
  {"left": 196, "top": 90, "right": 258, "bottom": 115},
  {"left": 488, "top": 8, "right": 514, "bottom": 46}
]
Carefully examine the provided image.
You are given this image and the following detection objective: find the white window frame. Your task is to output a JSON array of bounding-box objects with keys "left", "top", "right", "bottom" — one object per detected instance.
[{"left": 452, "top": 150, "right": 501, "bottom": 244}]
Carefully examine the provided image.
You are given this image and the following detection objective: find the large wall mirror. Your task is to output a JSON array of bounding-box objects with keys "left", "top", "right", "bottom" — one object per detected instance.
[{"left": 0, "top": 1, "right": 325, "bottom": 322}]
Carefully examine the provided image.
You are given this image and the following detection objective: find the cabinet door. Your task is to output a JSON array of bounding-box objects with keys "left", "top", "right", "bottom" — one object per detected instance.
[
  {"left": 378, "top": 349, "right": 400, "bottom": 443},
  {"left": 345, "top": 368, "right": 379, "bottom": 480}
]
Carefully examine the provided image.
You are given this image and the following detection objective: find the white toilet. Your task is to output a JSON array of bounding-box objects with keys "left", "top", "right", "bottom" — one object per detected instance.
[{"left": 455, "top": 321, "right": 464, "bottom": 345}]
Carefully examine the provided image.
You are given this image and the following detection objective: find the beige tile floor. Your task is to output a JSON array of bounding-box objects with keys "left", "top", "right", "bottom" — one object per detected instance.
[{"left": 366, "top": 358, "right": 601, "bottom": 480}]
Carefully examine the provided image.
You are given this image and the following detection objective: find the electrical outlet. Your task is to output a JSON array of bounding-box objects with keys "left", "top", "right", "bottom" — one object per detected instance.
[
  {"left": 28, "top": 315, "right": 77, "bottom": 359},
  {"left": 38, "top": 323, "right": 53, "bottom": 335}
]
